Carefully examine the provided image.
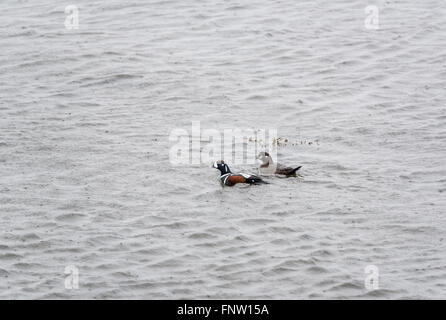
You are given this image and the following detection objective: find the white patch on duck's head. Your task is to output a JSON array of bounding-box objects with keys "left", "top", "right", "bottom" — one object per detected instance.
[
  {"left": 257, "top": 152, "right": 272, "bottom": 166},
  {"left": 212, "top": 160, "right": 230, "bottom": 173}
]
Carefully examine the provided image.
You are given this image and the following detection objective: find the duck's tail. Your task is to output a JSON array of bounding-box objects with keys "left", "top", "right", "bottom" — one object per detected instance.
[{"left": 286, "top": 166, "right": 302, "bottom": 175}]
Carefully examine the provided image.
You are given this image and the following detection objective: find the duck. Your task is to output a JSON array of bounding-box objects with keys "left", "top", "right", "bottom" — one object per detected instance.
[
  {"left": 212, "top": 160, "right": 268, "bottom": 186},
  {"left": 257, "top": 152, "right": 302, "bottom": 176}
]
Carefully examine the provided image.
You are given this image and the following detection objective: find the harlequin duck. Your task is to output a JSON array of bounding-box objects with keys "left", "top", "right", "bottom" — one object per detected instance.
[
  {"left": 212, "top": 160, "right": 268, "bottom": 186},
  {"left": 257, "top": 152, "right": 302, "bottom": 176}
]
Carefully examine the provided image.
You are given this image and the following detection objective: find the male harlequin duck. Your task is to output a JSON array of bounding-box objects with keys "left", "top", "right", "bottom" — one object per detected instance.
[
  {"left": 257, "top": 152, "right": 302, "bottom": 176},
  {"left": 212, "top": 160, "right": 268, "bottom": 186}
]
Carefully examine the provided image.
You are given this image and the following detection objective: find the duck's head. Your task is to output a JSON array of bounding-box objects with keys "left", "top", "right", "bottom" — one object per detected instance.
[
  {"left": 212, "top": 160, "right": 231, "bottom": 175},
  {"left": 257, "top": 152, "right": 273, "bottom": 167}
]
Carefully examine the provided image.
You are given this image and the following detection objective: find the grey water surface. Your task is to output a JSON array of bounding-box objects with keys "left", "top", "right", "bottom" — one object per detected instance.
[{"left": 0, "top": 0, "right": 445, "bottom": 299}]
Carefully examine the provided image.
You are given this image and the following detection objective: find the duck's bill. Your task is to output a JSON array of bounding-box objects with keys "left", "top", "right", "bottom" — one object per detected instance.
[{"left": 212, "top": 161, "right": 218, "bottom": 168}]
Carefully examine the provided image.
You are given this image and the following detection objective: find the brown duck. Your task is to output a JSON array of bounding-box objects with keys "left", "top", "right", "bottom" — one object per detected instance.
[{"left": 257, "top": 152, "right": 302, "bottom": 176}]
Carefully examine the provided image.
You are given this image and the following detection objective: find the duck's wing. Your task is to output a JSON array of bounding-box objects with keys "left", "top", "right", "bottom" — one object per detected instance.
[
  {"left": 225, "top": 174, "right": 247, "bottom": 185},
  {"left": 240, "top": 173, "right": 269, "bottom": 184},
  {"left": 276, "top": 163, "right": 302, "bottom": 175}
]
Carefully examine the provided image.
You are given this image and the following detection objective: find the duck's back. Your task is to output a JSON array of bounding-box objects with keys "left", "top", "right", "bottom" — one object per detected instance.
[{"left": 259, "top": 163, "right": 277, "bottom": 176}]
